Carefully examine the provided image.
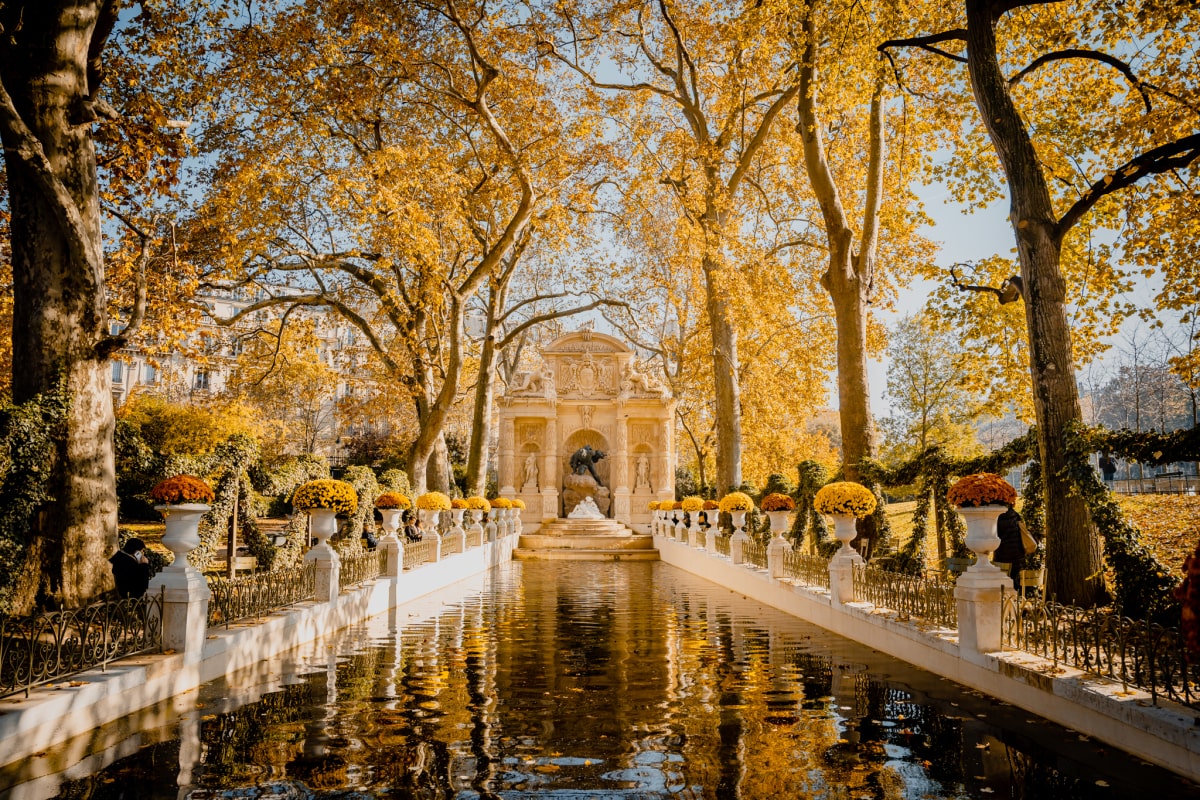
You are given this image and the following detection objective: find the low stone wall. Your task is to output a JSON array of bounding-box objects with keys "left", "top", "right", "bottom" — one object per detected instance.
[
  {"left": 0, "top": 535, "right": 515, "bottom": 769},
  {"left": 654, "top": 533, "right": 1200, "bottom": 782}
]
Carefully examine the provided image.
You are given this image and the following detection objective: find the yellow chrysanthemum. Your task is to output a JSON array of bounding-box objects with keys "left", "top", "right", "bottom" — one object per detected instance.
[
  {"left": 813, "top": 482, "right": 876, "bottom": 518},
  {"left": 719, "top": 492, "right": 754, "bottom": 513}
]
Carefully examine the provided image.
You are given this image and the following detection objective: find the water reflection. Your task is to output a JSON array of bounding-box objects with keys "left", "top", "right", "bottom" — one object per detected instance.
[{"left": 14, "top": 561, "right": 1200, "bottom": 799}]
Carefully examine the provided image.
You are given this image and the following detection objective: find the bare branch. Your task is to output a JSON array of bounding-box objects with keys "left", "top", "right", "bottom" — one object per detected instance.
[
  {"left": 498, "top": 298, "right": 630, "bottom": 349},
  {"left": 877, "top": 30, "right": 969, "bottom": 64},
  {"left": 948, "top": 263, "right": 1024, "bottom": 304}
]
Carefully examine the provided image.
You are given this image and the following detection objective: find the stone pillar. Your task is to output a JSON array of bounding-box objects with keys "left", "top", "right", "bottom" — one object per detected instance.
[
  {"left": 828, "top": 549, "right": 863, "bottom": 607},
  {"left": 955, "top": 571, "right": 1012, "bottom": 662},
  {"left": 541, "top": 416, "right": 559, "bottom": 519},
  {"left": 148, "top": 505, "right": 211, "bottom": 665},
  {"left": 499, "top": 418, "right": 516, "bottom": 495},
  {"left": 613, "top": 408, "right": 630, "bottom": 524},
  {"left": 305, "top": 509, "right": 341, "bottom": 603},
  {"left": 730, "top": 529, "right": 749, "bottom": 564},
  {"left": 768, "top": 538, "right": 791, "bottom": 579}
]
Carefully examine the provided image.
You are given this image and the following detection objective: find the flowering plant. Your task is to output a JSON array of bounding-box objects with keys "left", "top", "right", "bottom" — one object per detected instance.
[
  {"left": 512, "top": 498, "right": 526, "bottom": 510},
  {"left": 450, "top": 498, "right": 469, "bottom": 509},
  {"left": 465, "top": 496, "right": 491, "bottom": 512},
  {"left": 415, "top": 491, "right": 452, "bottom": 511},
  {"left": 947, "top": 473, "right": 1017, "bottom": 508},
  {"left": 150, "top": 475, "right": 214, "bottom": 505},
  {"left": 293, "top": 479, "right": 358, "bottom": 515},
  {"left": 671, "top": 501, "right": 683, "bottom": 510},
  {"left": 719, "top": 492, "right": 754, "bottom": 513},
  {"left": 814, "top": 482, "right": 876, "bottom": 518},
  {"left": 702, "top": 499, "right": 719, "bottom": 510},
  {"left": 681, "top": 496, "right": 704, "bottom": 512},
  {"left": 490, "top": 497, "right": 513, "bottom": 509},
  {"left": 374, "top": 492, "right": 411, "bottom": 510},
  {"left": 761, "top": 493, "right": 796, "bottom": 512},
  {"left": 648, "top": 500, "right": 659, "bottom": 511}
]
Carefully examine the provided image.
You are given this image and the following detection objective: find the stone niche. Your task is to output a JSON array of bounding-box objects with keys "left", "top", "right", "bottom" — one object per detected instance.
[{"left": 496, "top": 329, "right": 676, "bottom": 531}]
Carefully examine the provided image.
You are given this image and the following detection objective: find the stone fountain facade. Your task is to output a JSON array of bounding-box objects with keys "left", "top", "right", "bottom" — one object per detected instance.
[{"left": 496, "top": 329, "right": 676, "bottom": 530}]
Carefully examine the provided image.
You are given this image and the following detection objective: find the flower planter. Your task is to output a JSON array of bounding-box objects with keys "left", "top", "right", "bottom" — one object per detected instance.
[
  {"left": 155, "top": 503, "right": 210, "bottom": 573},
  {"left": 766, "top": 511, "right": 791, "bottom": 541},
  {"left": 829, "top": 513, "right": 858, "bottom": 556},
  {"left": 956, "top": 504, "right": 1007, "bottom": 574},
  {"left": 378, "top": 509, "right": 403, "bottom": 536},
  {"left": 307, "top": 508, "right": 339, "bottom": 549}
]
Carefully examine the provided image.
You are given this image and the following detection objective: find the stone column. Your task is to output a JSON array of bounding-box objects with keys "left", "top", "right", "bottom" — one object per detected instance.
[
  {"left": 541, "top": 415, "right": 559, "bottom": 519},
  {"left": 613, "top": 406, "right": 630, "bottom": 524},
  {"left": 499, "top": 418, "right": 516, "bottom": 495},
  {"left": 768, "top": 538, "right": 792, "bottom": 579}
]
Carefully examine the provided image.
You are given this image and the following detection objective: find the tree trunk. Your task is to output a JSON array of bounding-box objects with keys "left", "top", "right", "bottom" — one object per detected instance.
[
  {"left": 965, "top": 0, "right": 1105, "bottom": 604},
  {"left": 466, "top": 294, "right": 501, "bottom": 496},
  {"left": 1, "top": 1, "right": 118, "bottom": 611},
  {"left": 702, "top": 250, "right": 744, "bottom": 493},
  {"left": 405, "top": 297, "right": 465, "bottom": 495}
]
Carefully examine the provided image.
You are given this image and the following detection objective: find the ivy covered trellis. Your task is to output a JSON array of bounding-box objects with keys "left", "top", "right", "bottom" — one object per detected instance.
[{"left": 855, "top": 423, "right": 1199, "bottom": 623}]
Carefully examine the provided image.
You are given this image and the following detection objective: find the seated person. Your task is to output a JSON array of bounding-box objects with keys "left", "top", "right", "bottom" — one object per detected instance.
[
  {"left": 403, "top": 512, "right": 423, "bottom": 542},
  {"left": 110, "top": 537, "right": 151, "bottom": 599}
]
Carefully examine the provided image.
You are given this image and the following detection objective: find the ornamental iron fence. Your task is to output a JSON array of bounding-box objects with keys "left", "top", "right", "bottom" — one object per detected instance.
[
  {"left": 782, "top": 550, "right": 831, "bottom": 590},
  {"left": 853, "top": 564, "right": 958, "bottom": 628},
  {"left": 742, "top": 541, "right": 768, "bottom": 570},
  {"left": 341, "top": 549, "right": 382, "bottom": 590},
  {"left": 207, "top": 563, "right": 316, "bottom": 628},
  {"left": 0, "top": 590, "right": 164, "bottom": 698},
  {"left": 1001, "top": 594, "right": 1200, "bottom": 710},
  {"left": 403, "top": 538, "right": 437, "bottom": 569},
  {"left": 714, "top": 534, "right": 731, "bottom": 557}
]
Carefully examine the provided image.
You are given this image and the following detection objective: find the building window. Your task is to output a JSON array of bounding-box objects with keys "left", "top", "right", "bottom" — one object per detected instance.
[
  {"left": 194, "top": 370, "right": 210, "bottom": 390},
  {"left": 142, "top": 363, "right": 158, "bottom": 385},
  {"left": 112, "top": 362, "right": 123, "bottom": 383}
]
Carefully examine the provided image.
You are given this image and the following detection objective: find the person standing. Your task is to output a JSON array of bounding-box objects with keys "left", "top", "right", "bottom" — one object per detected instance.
[
  {"left": 1099, "top": 452, "right": 1117, "bottom": 489},
  {"left": 109, "top": 537, "right": 151, "bottom": 599},
  {"left": 993, "top": 504, "right": 1033, "bottom": 586}
]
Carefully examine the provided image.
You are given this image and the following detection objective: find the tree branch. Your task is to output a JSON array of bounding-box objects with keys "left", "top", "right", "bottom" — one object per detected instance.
[
  {"left": 1009, "top": 49, "right": 1152, "bottom": 113},
  {"left": 1056, "top": 132, "right": 1200, "bottom": 240},
  {"left": 877, "top": 30, "right": 969, "bottom": 64},
  {"left": 497, "top": 298, "right": 630, "bottom": 349}
]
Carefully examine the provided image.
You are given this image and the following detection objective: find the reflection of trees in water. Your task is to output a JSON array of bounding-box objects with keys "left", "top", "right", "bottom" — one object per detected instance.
[{"left": 50, "top": 740, "right": 182, "bottom": 800}]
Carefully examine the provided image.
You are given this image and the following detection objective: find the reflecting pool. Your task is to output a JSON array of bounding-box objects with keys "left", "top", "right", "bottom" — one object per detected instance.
[{"left": 10, "top": 561, "right": 1200, "bottom": 799}]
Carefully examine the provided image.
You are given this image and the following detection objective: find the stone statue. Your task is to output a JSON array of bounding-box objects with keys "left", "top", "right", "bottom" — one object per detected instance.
[
  {"left": 567, "top": 496, "right": 604, "bottom": 519},
  {"left": 523, "top": 453, "right": 539, "bottom": 489},
  {"left": 634, "top": 453, "right": 651, "bottom": 490},
  {"left": 569, "top": 444, "right": 606, "bottom": 486}
]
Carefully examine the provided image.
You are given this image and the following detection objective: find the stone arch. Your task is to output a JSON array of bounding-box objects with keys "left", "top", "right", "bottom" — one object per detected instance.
[{"left": 561, "top": 428, "right": 611, "bottom": 486}]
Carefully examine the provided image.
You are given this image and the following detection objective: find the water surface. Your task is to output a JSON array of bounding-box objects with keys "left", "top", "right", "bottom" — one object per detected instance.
[{"left": 15, "top": 561, "right": 1200, "bottom": 799}]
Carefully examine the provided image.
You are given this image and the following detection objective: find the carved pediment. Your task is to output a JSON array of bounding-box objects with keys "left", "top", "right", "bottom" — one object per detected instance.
[{"left": 555, "top": 353, "right": 618, "bottom": 398}]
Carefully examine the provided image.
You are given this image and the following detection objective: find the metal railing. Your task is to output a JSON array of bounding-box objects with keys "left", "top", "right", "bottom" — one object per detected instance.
[
  {"left": 853, "top": 564, "right": 958, "bottom": 628},
  {"left": 403, "top": 538, "right": 437, "bottom": 569},
  {"left": 207, "top": 563, "right": 316, "bottom": 628},
  {"left": 742, "top": 541, "right": 768, "bottom": 569},
  {"left": 782, "top": 550, "right": 831, "bottom": 590},
  {"left": 340, "top": 549, "right": 382, "bottom": 590},
  {"left": 714, "top": 534, "right": 731, "bottom": 557},
  {"left": 1, "top": 590, "right": 164, "bottom": 698},
  {"left": 1002, "top": 594, "right": 1200, "bottom": 709}
]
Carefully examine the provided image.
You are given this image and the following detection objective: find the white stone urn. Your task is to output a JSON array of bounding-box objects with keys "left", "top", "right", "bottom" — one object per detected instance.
[
  {"left": 307, "top": 508, "right": 340, "bottom": 550},
  {"left": 450, "top": 507, "right": 466, "bottom": 532},
  {"left": 729, "top": 510, "right": 748, "bottom": 537},
  {"left": 956, "top": 505, "right": 1007, "bottom": 574},
  {"left": 155, "top": 503, "right": 210, "bottom": 576},
  {"left": 378, "top": 508, "right": 404, "bottom": 536},
  {"left": 469, "top": 509, "right": 485, "bottom": 533},
  {"left": 419, "top": 508, "right": 441, "bottom": 533},
  {"left": 829, "top": 513, "right": 859, "bottom": 556},
  {"left": 766, "top": 511, "right": 792, "bottom": 542}
]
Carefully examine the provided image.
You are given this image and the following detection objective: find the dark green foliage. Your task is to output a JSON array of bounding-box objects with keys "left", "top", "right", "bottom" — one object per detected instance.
[
  {"left": 760, "top": 472, "right": 794, "bottom": 498},
  {"left": 790, "top": 460, "right": 829, "bottom": 549},
  {"left": 337, "top": 465, "right": 379, "bottom": 550},
  {"left": 0, "top": 384, "right": 70, "bottom": 613},
  {"left": 675, "top": 465, "right": 698, "bottom": 499}
]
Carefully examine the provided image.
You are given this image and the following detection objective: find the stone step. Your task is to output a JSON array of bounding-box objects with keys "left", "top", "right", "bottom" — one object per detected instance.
[
  {"left": 512, "top": 548, "right": 660, "bottom": 562},
  {"left": 517, "top": 534, "right": 656, "bottom": 551}
]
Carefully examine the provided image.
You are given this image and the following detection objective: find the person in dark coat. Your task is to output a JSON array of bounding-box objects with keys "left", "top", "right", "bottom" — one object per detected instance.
[
  {"left": 110, "top": 537, "right": 151, "bottom": 599},
  {"left": 992, "top": 505, "right": 1029, "bottom": 585},
  {"left": 1099, "top": 452, "right": 1117, "bottom": 487},
  {"left": 403, "top": 512, "right": 423, "bottom": 542}
]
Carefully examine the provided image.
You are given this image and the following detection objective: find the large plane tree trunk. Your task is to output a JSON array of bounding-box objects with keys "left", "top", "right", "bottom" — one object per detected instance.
[
  {"left": 0, "top": 0, "right": 120, "bottom": 611},
  {"left": 965, "top": 0, "right": 1105, "bottom": 604}
]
